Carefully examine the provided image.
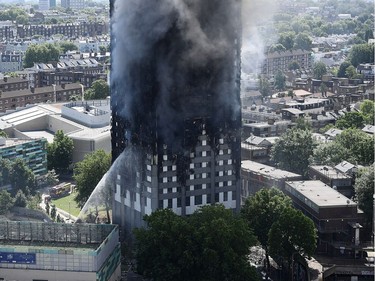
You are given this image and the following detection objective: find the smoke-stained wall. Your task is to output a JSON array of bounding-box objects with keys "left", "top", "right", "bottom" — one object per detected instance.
[{"left": 110, "top": 0, "right": 242, "bottom": 236}]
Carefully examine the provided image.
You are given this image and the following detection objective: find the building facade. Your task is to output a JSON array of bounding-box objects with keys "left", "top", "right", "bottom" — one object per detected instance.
[
  {"left": 110, "top": 0, "right": 242, "bottom": 235},
  {"left": 0, "top": 221, "right": 121, "bottom": 281},
  {"left": 0, "top": 137, "right": 47, "bottom": 176}
]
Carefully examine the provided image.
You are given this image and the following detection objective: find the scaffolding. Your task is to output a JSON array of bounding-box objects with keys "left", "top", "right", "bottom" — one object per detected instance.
[{"left": 0, "top": 221, "right": 116, "bottom": 248}]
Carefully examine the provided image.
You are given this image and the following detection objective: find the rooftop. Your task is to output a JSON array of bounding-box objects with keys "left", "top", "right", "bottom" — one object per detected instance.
[
  {"left": 285, "top": 180, "right": 357, "bottom": 208},
  {"left": 309, "top": 165, "right": 351, "bottom": 180},
  {"left": 242, "top": 160, "right": 302, "bottom": 179}
]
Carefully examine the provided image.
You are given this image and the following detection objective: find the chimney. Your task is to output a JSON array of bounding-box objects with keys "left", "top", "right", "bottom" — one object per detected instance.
[
  {"left": 3, "top": 77, "right": 7, "bottom": 82},
  {"left": 61, "top": 84, "right": 65, "bottom": 89},
  {"left": 267, "top": 118, "right": 275, "bottom": 125},
  {"left": 30, "top": 87, "right": 35, "bottom": 93},
  {"left": 322, "top": 110, "right": 326, "bottom": 116}
]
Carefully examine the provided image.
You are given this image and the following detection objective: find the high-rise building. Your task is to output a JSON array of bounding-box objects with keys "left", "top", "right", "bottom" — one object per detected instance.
[
  {"left": 38, "top": 0, "right": 50, "bottom": 11},
  {"left": 61, "top": 0, "right": 85, "bottom": 10},
  {"left": 110, "top": 0, "right": 242, "bottom": 236}
]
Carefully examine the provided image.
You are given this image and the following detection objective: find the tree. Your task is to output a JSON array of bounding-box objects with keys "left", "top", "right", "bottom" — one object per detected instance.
[
  {"left": 335, "top": 128, "right": 374, "bottom": 165},
  {"left": 294, "top": 33, "right": 312, "bottom": 50},
  {"left": 0, "top": 190, "right": 14, "bottom": 214},
  {"left": 345, "top": 65, "right": 361, "bottom": 79},
  {"left": 74, "top": 149, "right": 111, "bottom": 221},
  {"left": 50, "top": 204, "right": 56, "bottom": 221},
  {"left": 258, "top": 77, "right": 271, "bottom": 103},
  {"left": 337, "top": 61, "right": 352, "bottom": 77},
  {"left": 268, "top": 207, "right": 317, "bottom": 275},
  {"left": 59, "top": 41, "right": 78, "bottom": 54},
  {"left": 278, "top": 32, "right": 295, "bottom": 50},
  {"left": 310, "top": 141, "right": 354, "bottom": 166},
  {"left": 335, "top": 111, "right": 365, "bottom": 129},
  {"left": 45, "top": 201, "right": 50, "bottom": 215},
  {"left": 313, "top": 61, "right": 327, "bottom": 79},
  {"left": 349, "top": 43, "right": 374, "bottom": 67},
  {"left": 14, "top": 190, "right": 27, "bottom": 207},
  {"left": 84, "top": 79, "right": 109, "bottom": 100},
  {"left": 47, "top": 130, "right": 74, "bottom": 173},
  {"left": 0, "top": 130, "right": 7, "bottom": 137},
  {"left": 288, "top": 61, "right": 300, "bottom": 71},
  {"left": 271, "top": 128, "right": 316, "bottom": 176},
  {"left": 241, "top": 188, "right": 292, "bottom": 277},
  {"left": 10, "top": 158, "right": 36, "bottom": 194},
  {"left": 295, "top": 117, "right": 312, "bottom": 131},
  {"left": 274, "top": 70, "right": 286, "bottom": 91},
  {"left": 134, "top": 205, "right": 259, "bottom": 281},
  {"left": 354, "top": 165, "right": 374, "bottom": 225},
  {"left": 320, "top": 82, "right": 328, "bottom": 97},
  {"left": 360, "top": 99, "right": 374, "bottom": 125},
  {"left": 268, "top": 44, "right": 286, "bottom": 53},
  {"left": 24, "top": 43, "right": 61, "bottom": 68},
  {"left": 16, "top": 14, "right": 29, "bottom": 25}
]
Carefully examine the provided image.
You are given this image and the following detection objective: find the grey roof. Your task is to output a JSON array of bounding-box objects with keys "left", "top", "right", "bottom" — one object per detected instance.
[
  {"left": 335, "top": 161, "right": 356, "bottom": 174},
  {"left": 0, "top": 77, "right": 28, "bottom": 85},
  {"left": 309, "top": 165, "right": 351, "bottom": 180},
  {"left": 286, "top": 180, "right": 357, "bottom": 208},
  {"left": 242, "top": 160, "right": 302, "bottom": 180},
  {"left": 245, "top": 135, "right": 271, "bottom": 146},
  {"left": 324, "top": 128, "right": 343, "bottom": 138},
  {"left": 281, "top": 108, "right": 304, "bottom": 115},
  {"left": 362, "top": 125, "right": 374, "bottom": 134}
]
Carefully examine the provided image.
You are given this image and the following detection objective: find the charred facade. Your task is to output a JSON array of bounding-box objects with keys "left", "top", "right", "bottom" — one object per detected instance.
[{"left": 110, "top": 0, "right": 242, "bottom": 235}]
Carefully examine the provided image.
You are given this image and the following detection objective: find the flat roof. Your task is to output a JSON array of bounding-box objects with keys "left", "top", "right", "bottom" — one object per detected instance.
[
  {"left": 22, "top": 130, "right": 55, "bottom": 143},
  {"left": 310, "top": 165, "right": 351, "bottom": 180},
  {"left": 0, "top": 138, "right": 32, "bottom": 148},
  {"left": 286, "top": 180, "right": 357, "bottom": 207},
  {"left": 242, "top": 160, "right": 302, "bottom": 179}
]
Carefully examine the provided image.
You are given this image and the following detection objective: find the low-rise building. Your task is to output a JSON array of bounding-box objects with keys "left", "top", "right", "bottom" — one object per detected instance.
[
  {"left": 0, "top": 76, "right": 29, "bottom": 93},
  {"left": 0, "top": 52, "right": 23, "bottom": 72},
  {"left": 242, "top": 120, "right": 291, "bottom": 138},
  {"left": 0, "top": 100, "right": 111, "bottom": 163},
  {"left": 284, "top": 180, "right": 366, "bottom": 258},
  {"left": 0, "top": 83, "right": 82, "bottom": 112},
  {"left": 241, "top": 160, "right": 303, "bottom": 203},
  {"left": 0, "top": 221, "right": 121, "bottom": 281},
  {"left": 308, "top": 165, "right": 353, "bottom": 197},
  {"left": 0, "top": 137, "right": 47, "bottom": 176}
]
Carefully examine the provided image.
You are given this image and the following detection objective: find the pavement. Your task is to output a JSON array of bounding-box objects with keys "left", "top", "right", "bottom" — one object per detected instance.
[{"left": 40, "top": 192, "right": 78, "bottom": 223}]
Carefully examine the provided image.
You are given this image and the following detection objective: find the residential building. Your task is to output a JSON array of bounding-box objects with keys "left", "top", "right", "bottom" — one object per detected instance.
[
  {"left": 0, "top": 221, "right": 121, "bottom": 281},
  {"left": 61, "top": 0, "right": 85, "bottom": 10},
  {"left": 0, "top": 137, "right": 47, "bottom": 176},
  {"left": 0, "top": 76, "right": 29, "bottom": 93},
  {"left": 261, "top": 49, "right": 312, "bottom": 77},
  {"left": 242, "top": 120, "right": 291, "bottom": 138},
  {"left": 0, "top": 100, "right": 111, "bottom": 163},
  {"left": 308, "top": 165, "right": 353, "bottom": 197},
  {"left": 0, "top": 52, "right": 23, "bottom": 72},
  {"left": 324, "top": 128, "right": 343, "bottom": 140},
  {"left": 284, "top": 180, "right": 367, "bottom": 258},
  {"left": 362, "top": 124, "right": 374, "bottom": 135},
  {"left": 334, "top": 161, "right": 358, "bottom": 176},
  {"left": 357, "top": 64, "right": 374, "bottom": 80},
  {"left": 241, "top": 160, "right": 303, "bottom": 202},
  {"left": 0, "top": 83, "right": 82, "bottom": 112},
  {"left": 111, "top": 0, "right": 242, "bottom": 236},
  {"left": 241, "top": 135, "right": 276, "bottom": 163}
]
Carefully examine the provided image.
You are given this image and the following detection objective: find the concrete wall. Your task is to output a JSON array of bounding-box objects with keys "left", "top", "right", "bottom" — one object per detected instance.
[
  {"left": 48, "top": 115, "right": 81, "bottom": 134},
  {"left": 71, "top": 134, "right": 111, "bottom": 163},
  {"left": 13, "top": 115, "right": 48, "bottom": 132},
  {"left": 0, "top": 268, "right": 96, "bottom": 281}
]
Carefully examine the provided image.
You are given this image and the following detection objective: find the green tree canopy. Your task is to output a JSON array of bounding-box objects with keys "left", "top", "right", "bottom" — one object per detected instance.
[
  {"left": 288, "top": 61, "right": 300, "bottom": 71},
  {"left": 47, "top": 130, "right": 74, "bottom": 173},
  {"left": 258, "top": 77, "right": 271, "bottom": 103},
  {"left": 354, "top": 165, "right": 374, "bottom": 225},
  {"left": 336, "top": 111, "right": 365, "bottom": 129},
  {"left": 294, "top": 32, "right": 312, "bottom": 50},
  {"left": 310, "top": 141, "right": 355, "bottom": 166},
  {"left": 13, "top": 190, "right": 27, "bottom": 207},
  {"left": 24, "top": 43, "right": 61, "bottom": 68},
  {"left": 337, "top": 61, "right": 352, "bottom": 78},
  {"left": 360, "top": 99, "right": 374, "bottom": 125},
  {"left": 274, "top": 70, "right": 286, "bottom": 91},
  {"left": 134, "top": 205, "right": 259, "bottom": 281},
  {"left": 73, "top": 149, "right": 111, "bottom": 212},
  {"left": 313, "top": 61, "right": 327, "bottom": 79},
  {"left": 59, "top": 41, "right": 78, "bottom": 54},
  {"left": 278, "top": 32, "right": 295, "bottom": 50},
  {"left": 268, "top": 207, "right": 317, "bottom": 267},
  {"left": 335, "top": 128, "right": 374, "bottom": 165},
  {"left": 349, "top": 43, "right": 374, "bottom": 67},
  {"left": 271, "top": 128, "right": 316, "bottom": 176},
  {"left": 241, "top": 188, "right": 292, "bottom": 275},
  {"left": 84, "top": 79, "right": 109, "bottom": 100},
  {"left": 0, "top": 190, "right": 14, "bottom": 214}
]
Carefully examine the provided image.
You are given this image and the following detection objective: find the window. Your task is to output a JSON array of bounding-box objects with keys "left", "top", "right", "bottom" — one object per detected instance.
[
  {"left": 206, "top": 195, "right": 211, "bottom": 204},
  {"left": 195, "top": 195, "right": 202, "bottom": 205},
  {"left": 186, "top": 196, "right": 190, "bottom": 206}
]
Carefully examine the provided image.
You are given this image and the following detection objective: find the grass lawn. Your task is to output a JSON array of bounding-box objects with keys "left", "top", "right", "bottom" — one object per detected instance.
[{"left": 52, "top": 192, "right": 81, "bottom": 218}]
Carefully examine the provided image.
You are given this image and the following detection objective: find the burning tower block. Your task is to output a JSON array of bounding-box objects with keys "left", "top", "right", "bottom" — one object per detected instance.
[{"left": 110, "top": 0, "right": 242, "bottom": 236}]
